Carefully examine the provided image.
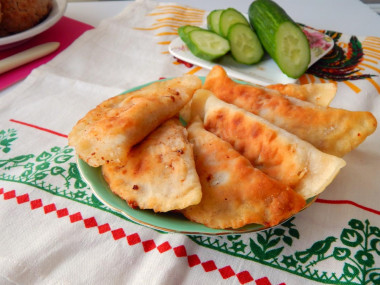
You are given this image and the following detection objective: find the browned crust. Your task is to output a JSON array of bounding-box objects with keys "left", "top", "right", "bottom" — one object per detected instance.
[
  {"left": 182, "top": 120, "right": 306, "bottom": 229},
  {"left": 203, "top": 66, "right": 377, "bottom": 157}
]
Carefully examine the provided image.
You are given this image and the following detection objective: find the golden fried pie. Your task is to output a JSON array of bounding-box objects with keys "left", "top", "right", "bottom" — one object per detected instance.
[
  {"left": 203, "top": 66, "right": 377, "bottom": 157},
  {"left": 102, "top": 118, "right": 202, "bottom": 212},
  {"left": 266, "top": 82, "right": 337, "bottom": 106},
  {"left": 69, "top": 75, "right": 202, "bottom": 167},
  {"left": 181, "top": 119, "right": 305, "bottom": 229},
  {"left": 191, "top": 89, "right": 346, "bottom": 199}
]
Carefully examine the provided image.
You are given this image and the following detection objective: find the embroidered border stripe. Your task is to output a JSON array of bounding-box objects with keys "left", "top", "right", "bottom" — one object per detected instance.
[{"left": 0, "top": 187, "right": 284, "bottom": 285}]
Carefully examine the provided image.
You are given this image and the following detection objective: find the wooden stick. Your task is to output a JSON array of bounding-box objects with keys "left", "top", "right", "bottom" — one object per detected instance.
[{"left": 0, "top": 42, "right": 60, "bottom": 74}]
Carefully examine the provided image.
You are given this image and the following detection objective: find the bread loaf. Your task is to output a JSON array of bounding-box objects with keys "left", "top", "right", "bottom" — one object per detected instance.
[{"left": 0, "top": 0, "right": 53, "bottom": 37}]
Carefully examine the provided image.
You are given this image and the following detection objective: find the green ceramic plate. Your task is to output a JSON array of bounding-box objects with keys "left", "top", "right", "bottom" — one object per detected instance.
[{"left": 76, "top": 79, "right": 316, "bottom": 235}]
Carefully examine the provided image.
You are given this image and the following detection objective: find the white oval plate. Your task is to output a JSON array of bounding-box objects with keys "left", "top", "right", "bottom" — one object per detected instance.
[
  {"left": 0, "top": 0, "right": 68, "bottom": 51},
  {"left": 169, "top": 26, "right": 334, "bottom": 86}
]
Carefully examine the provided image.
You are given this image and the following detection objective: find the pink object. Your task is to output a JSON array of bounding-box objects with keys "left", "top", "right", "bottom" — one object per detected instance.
[{"left": 0, "top": 16, "right": 94, "bottom": 90}]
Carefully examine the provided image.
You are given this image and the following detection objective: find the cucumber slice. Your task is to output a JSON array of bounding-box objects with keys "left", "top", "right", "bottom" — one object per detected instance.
[
  {"left": 178, "top": 25, "right": 202, "bottom": 45},
  {"left": 227, "top": 23, "right": 264, "bottom": 65},
  {"left": 207, "top": 9, "right": 223, "bottom": 35},
  {"left": 187, "top": 30, "right": 230, "bottom": 61},
  {"left": 219, "top": 8, "right": 250, "bottom": 38},
  {"left": 249, "top": 0, "right": 311, "bottom": 78}
]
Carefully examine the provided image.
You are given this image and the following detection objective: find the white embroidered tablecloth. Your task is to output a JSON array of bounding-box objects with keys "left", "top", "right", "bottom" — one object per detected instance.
[{"left": 0, "top": 1, "right": 379, "bottom": 284}]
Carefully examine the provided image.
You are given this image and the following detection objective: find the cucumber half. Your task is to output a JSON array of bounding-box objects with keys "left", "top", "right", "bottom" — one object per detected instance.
[
  {"left": 227, "top": 23, "right": 264, "bottom": 65},
  {"left": 187, "top": 30, "right": 230, "bottom": 61},
  {"left": 275, "top": 22, "right": 310, "bottom": 78},
  {"left": 249, "top": 0, "right": 311, "bottom": 78}
]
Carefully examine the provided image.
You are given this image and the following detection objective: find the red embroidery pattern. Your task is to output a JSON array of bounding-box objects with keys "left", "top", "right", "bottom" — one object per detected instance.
[
  {"left": 316, "top": 198, "right": 380, "bottom": 215},
  {"left": 10, "top": 119, "right": 68, "bottom": 138},
  {"left": 0, "top": 187, "right": 286, "bottom": 285}
]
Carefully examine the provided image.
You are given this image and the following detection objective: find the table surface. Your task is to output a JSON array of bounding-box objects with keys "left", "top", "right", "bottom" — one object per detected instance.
[{"left": 1, "top": 1, "right": 380, "bottom": 285}]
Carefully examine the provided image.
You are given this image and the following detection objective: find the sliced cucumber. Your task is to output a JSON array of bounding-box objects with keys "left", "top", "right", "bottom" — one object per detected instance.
[
  {"left": 207, "top": 9, "right": 223, "bottom": 35},
  {"left": 178, "top": 25, "right": 202, "bottom": 45},
  {"left": 227, "top": 23, "right": 264, "bottom": 65},
  {"left": 187, "top": 30, "right": 230, "bottom": 61},
  {"left": 249, "top": 0, "right": 311, "bottom": 78},
  {"left": 219, "top": 8, "right": 250, "bottom": 38}
]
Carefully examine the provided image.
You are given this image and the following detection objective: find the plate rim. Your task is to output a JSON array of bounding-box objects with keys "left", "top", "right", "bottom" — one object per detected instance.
[{"left": 77, "top": 157, "right": 270, "bottom": 236}]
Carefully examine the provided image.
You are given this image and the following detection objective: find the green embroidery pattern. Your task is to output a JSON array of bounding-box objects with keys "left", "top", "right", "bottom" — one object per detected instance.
[
  {"left": 0, "top": 129, "right": 17, "bottom": 153},
  {"left": 0, "top": 132, "right": 379, "bottom": 284},
  {"left": 189, "top": 218, "right": 380, "bottom": 284},
  {"left": 0, "top": 144, "right": 125, "bottom": 218}
]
